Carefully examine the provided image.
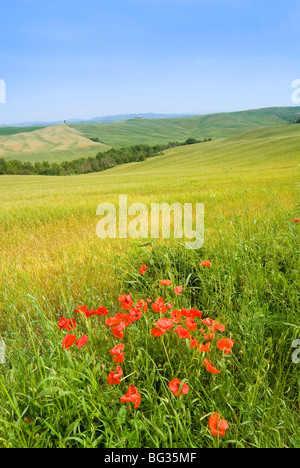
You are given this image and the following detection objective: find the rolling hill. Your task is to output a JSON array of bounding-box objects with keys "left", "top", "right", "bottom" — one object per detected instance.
[
  {"left": 0, "top": 124, "right": 111, "bottom": 163},
  {"left": 70, "top": 106, "right": 300, "bottom": 147}
]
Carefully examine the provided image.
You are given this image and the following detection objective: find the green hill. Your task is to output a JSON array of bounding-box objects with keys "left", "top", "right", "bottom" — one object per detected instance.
[
  {"left": 0, "top": 124, "right": 111, "bottom": 163},
  {"left": 71, "top": 106, "right": 300, "bottom": 147}
]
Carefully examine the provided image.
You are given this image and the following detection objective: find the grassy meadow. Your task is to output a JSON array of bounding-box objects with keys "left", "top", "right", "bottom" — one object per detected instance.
[{"left": 0, "top": 123, "right": 299, "bottom": 448}]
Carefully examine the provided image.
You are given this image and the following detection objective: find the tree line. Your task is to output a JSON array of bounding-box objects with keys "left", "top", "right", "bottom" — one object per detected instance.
[{"left": 0, "top": 137, "right": 211, "bottom": 176}]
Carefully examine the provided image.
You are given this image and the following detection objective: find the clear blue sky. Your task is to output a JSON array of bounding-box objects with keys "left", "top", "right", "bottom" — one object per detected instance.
[{"left": 0, "top": 0, "right": 299, "bottom": 124}]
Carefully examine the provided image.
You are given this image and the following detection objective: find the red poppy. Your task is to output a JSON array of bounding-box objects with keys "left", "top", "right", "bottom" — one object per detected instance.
[
  {"left": 107, "top": 365, "right": 123, "bottom": 385},
  {"left": 208, "top": 413, "right": 229, "bottom": 437},
  {"left": 151, "top": 297, "right": 168, "bottom": 314},
  {"left": 94, "top": 307, "right": 110, "bottom": 316},
  {"left": 185, "top": 317, "right": 197, "bottom": 332},
  {"left": 110, "top": 344, "right": 125, "bottom": 362},
  {"left": 217, "top": 338, "right": 235, "bottom": 355},
  {"left": 189, "top": 308, "right": 203, "bottom": 319},
  {"left": 120, "top": 385, "right": 141, "bottom": 409},
  {"left": 169, "top": 378, "right": 189, "bottom": 397},
  {"left": 151, "top": 328, "right": 165, "bottom": 337},
  {"left": 74, "top": 306, "right": 94, "bottom": 318},
  {"left": 129, "top": 308, "right": 143, "bottom": 322},
  {"left": 171, "top": 309, "right": 182, "bottom": 324},
  {"left": 159, "top": 280, "right": 173, "bottom": 286},
  {"left": 201, "top": 260, "right": 212, "bottom": 267},
  {"left": 139, "top": 264, "right": 148, "bottom": 275},
  {"left": 202, "top": 318, "right": 213, "bottom": 326},
  {"left": 204, "top": 333, "right": 215, "bottom": 341},
  {"left": 135, "top": 299, "right": 148, "bottom": 312},
  {"left": 105, "top": 313, "right": 125, "bottom": 327},
  {"left": 199, "top": 342, "right": 211, "bottom": 353},
  {"left": 58, "top": 317, "right": 77, "bottom": 331},
  {"left": 292, "top": 218, "right": 300, "bottom": 223},
  {"left": 118, "top": 294, "right": 133, "bottom": 310},
  {"left": 203, "top": 359, "right": 220, "bottom": 374},
  {"left": 174, "top": 286, "right": 183, "bottom": 295},
  {"left": 190, "top": 337, "right": 200, "bottom": 349},
  {"left": 62, "top": 334, "right": 77, "bottom": 351},
  {"left": 174, "top": 326, "right": 191, "bottom": 339},
  {"left": 76, "top": 335, "right": 88, "bottom": 349},
  {"left": 157, "top": 318, "right": 174, "bottom": 332},
  {"left": 111, "top": 322, "right": 126, "bottom": 339},
  {"left": 212, "top": 321, "right": 225, "bottom": 332}
]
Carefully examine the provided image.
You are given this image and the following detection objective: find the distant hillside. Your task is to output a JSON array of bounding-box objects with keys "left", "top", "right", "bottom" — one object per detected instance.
[
  {"left": 71, "top": 106, "right": 300, "bottom": 147},
  {"left": 1, "top": 106, "right": 300, "bottom": 163},
  {"left": 0, "top": 124, "right": 111, "bottom": 163}
]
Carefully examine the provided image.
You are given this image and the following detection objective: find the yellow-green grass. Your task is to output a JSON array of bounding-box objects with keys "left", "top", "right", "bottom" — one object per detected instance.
[
  {"left": 0, "top": 124, "right": 111, "bottom": 163},
  {"left": 0, "top": 125, "right": 299, "bottom": 448},
  {"left": 71, "top": 106, "right": 300, "bottom": 147}
]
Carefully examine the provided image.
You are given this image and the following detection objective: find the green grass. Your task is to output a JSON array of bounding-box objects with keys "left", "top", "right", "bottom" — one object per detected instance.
[
  {"left": 71, "top": 106, "right": 300, "bottom": 147},
  {"left": 0, "top": 123, "right": 299, "bottom": 448}
]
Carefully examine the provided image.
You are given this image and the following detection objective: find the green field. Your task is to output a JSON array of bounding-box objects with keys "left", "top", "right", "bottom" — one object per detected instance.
[{"left": 0, "top": 121, "right": 299, "bottom": 448}]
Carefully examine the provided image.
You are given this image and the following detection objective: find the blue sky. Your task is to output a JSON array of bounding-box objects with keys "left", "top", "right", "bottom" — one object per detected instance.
[{"left": 0, "top": 0, "right": 299, "bottom": 124}]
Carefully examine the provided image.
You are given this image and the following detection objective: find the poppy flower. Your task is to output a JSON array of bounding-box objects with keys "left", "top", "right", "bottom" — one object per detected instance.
[
  {"left": 174, "top": 286, "right": 183, "bottom": 295},
  {"left": 135, "top": 299, "right": 148, "bottom": 312},
  {"left": 174, "top": 326, "right": 191, "bottom": 339},
  {"left": 203, "top": 359, "right": 220, "bottom": 374},
  {"left": 157, "top": 318, "right": 174, "bottom": 332},
  {"left": 171, "top": 309, "right": 182, "bottom": 324},
  {"left": 94, "top": 307, "right": 110, "bottom": 316},
  {"left": 151, "top": 327, "right": 165, "bottom": 337},
  {"left": 151, "top": 297, "right": 168, "bottom": 314},
  {"left": 185, "top": 317, "right": 197, "bottom": 332},
  {"left": 105, "top": 313, "right": 125, "bottom": 327},
  {"left": 111, "top": 322, "right": 126, "bottom": 339},
  {"left": 201, "top": 260, "right": 212, "bottom": 267},
  {"left": 292, "top": 218, "right": 300, "bottom": 223},
  {"left": 217, "top": 338, "right": 235, "bottom": 355},
  {"left": 212, "top": 321, "right": 225, "bottom": 333},
  {"left": 180, "top": 308, "right": 189, "bottom": 318},
  {"left": 76, "top": 335, "right": 88, "bottom": 349},
  {"left": 129, "top": 308, "right": 142, "bottom": 322},
  {"left": 159, "top": 280, "right": 173, "bottom": 286},
  {"left": 74, "top": 306, "right": 94, "bottom": 318},
  {"left": 58, "top": 317, "right": 77, "bottom": 331},
  {"left": 190, "top": 337, "right": 200, "bottom": 349},
  {"left": 107, "top": 365, "right": 123, "bottom": 385},
  {"left": 62, "top": 334, "right": 77, "bottom": 351},
  {"left": 118, "top": 294, "right": 133, "bottom": 310},
  {"left": 204, "top": 333, "right": 215, "bottom": 341},
  {"left": 202, "top": 318, "right": 213, "bottom": 326},
  {"left": 208, "top": 413, "right": 229, "bottom": 437},
  {"left": 169, "top": 378, "right": 189, "bottom": 397},
  {"left": 199, "top": 342, "right": 211, "bottom": 353},
  {"left": 189, "top": 308, "right": 203, "bottom": 319},
  {"left": 110, "top": 344, "right": 125, "bottom": 362},
  {"left": 120, "top": 386, "right": 141, "bottom": 409},
  {"left": 139, "top": 265, "right": 148, "bottom": 275}
]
